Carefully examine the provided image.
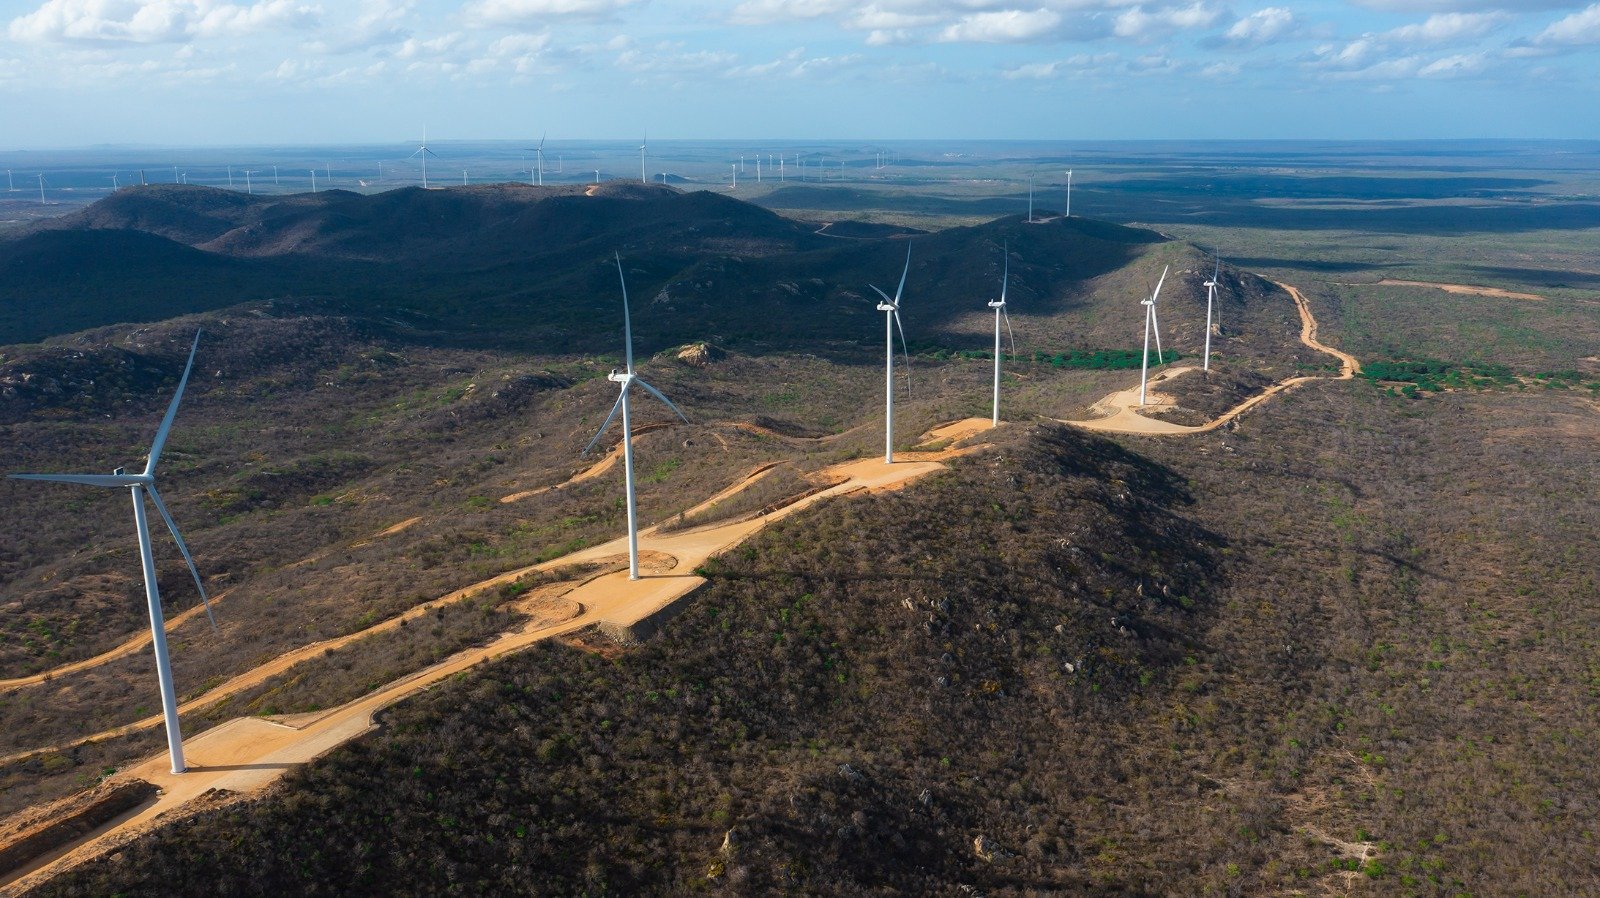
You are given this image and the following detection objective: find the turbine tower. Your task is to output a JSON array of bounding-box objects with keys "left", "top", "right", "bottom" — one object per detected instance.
[
  {"left": 639, "top": 134, "right": 647, "bottom": 184},
  {"left": 37, "top": 173, "right": 45, "bottom": 205},
  {"left": 1139, "top": 266, "right": 1170, "bottom": 407},
  {"left": 1065, "top": 169, "right": 1072, "bottom": 218},
  {"left": 867, "top": 242, "right": 914, "bottom": 464},
  {"left": 987, "top": 242, "right": 1017, "bottom": 427},
  {"left": 10, "top": 331, "right": 217, "bottom": 775},
  {"left": 1203, "top": 253, "right": 1220, "bottom": 372},
  {"left": 583, "top": 255, "right": 690, "bottom": 581},
  {"left": 411, "top": 127, "right": 439, "bottom": 188},
  {"left": 524, "top": 134, "right": 546, "bottom": 186},
  {"left": 243, "top": 169, "right": 257, "bottom": 195}
]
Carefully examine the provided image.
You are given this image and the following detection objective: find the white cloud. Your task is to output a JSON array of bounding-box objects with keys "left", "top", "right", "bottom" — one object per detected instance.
[
  {"left": 302, "top": 0, "right": 411, "bottom": 55},
  {"left": 1351, "top": 0, "right": 1578, "bottom": 10},
  {"left": 1386, "top": 12, "right": 1507, "bottom": 44},
  {"left": 1224, "top": 7, "right": 1294, "bottom": 46},
  {"left": 728, "top": 0, "right": 857, "bottom": 27},
  {"left": 466, "top": 0, "right": 645, "bottom": 26},
  {"left": 1200, "top": 60, "right": 1239, "bottom": 77},
  {"left": 1417, "top": 51, "right": 1486, "bottom": 77},
  {"left": 8, "top": 0, "right": 319, "bottom": 44},
  {"left": 939, "top": 9, "right": 1062, "bottom": 43},
  {"left": 1532, "top": 2, "right": 1600, "bottom": 46},
  {"left": 1114, "top": 2, "right": 1222, "bottom": 40}
]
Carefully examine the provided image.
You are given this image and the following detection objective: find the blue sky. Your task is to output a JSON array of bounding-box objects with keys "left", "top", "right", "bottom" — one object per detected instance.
[{"left": 0, "top": 0, "right": 1597, "bottom": 146}]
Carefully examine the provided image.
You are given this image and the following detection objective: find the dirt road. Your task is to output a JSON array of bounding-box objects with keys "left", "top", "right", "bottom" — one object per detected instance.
[
  {"left": 0, "top": 424, "right": 988, "bottom": 894},
  {"left": 1067, "top": 281, "right": 1358, "bottom": 436}
]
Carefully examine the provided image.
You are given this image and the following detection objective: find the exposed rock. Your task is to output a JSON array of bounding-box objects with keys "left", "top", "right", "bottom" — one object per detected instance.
[{"left": 676, "top": 341, "right": 724, "bottom": 368}]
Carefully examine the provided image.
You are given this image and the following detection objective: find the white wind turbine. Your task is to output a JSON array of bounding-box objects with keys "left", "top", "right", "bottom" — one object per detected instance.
[
  {"left": 1139, "top": 266, "right": 1170, "bottom": 407},
  {"left": 638, "top": 134, "right": 648, "bottom": 184},
  {"left": 524, "top": 134, "right": 546, "bottom": 186},
  {"left": 411, "top": 127, "right": 439, "bottom": 188},
  {"left": 867, "top": 242, "right": 915, "bottom": 463},
  {"left": 987, "top": 242, "right": 1018, "bottom": 427},
  {"left": 1065, "top": 169, "right": 1072, "bottom": 218},
  {"left": 583, "top": 255, "right": 690, "bottom": 581},
  {"left": 243, "top": 170, "right": 258, "bottom": 195},
  {"left": 1203, "top": 253, "right": 1220, "bottom": 372},
  {"left": 10, "top": 331, "right": 217, "bottom": 775}
]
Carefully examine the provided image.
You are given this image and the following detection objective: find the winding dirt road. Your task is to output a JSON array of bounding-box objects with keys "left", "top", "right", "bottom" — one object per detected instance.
[
  {"left": 0, "top": 421, "right": 992, "bottom": 894},
  {"left": 1068, "top": 281, "right": 1359, "bottom": 436}
]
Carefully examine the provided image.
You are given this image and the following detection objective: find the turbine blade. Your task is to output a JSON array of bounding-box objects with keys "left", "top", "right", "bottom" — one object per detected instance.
[
  {"left": 582, "top": 390, "right": 628, "bottom": 456},
  {"left": 1151, "top": 264, "right": 1169, "bottom": 302},
  {"left": 1002, "top": 307, "right": 1017, "bottom": 356},
  {"left": 1000, "top": 243, "right": 1009, "bottom": 306},
  {"left": 615, "top": 254, "right": 634, "bottom": 373},
  {"left": 147, "top": 486, "right": 216, "bottom": 633},
  {"left": 146, "top": 330, "right": 200, "bottom": 475},
  {"left": 868, "top": 284, "right": 893, "bottom": 305},
  {"left": 8, "top": 473, "right": 140, "bottom": 487},
  {"left": 634, "top": 379, "right": 689, "bottom": 424},
  {"left": 893, "top": 309, "right": 913, "bottom": 399},
  {"left": 893, "top": 240, "right": 912, "bottom": 304}
]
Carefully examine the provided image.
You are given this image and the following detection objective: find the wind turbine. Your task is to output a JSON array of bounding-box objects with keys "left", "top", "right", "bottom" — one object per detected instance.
[
  {"left": 7, "top": 170, "right": 14, "bottom": 192},
  {"left": 867, "top": 242, "right": 914, "bottom": 463},
  {"left": 1203, "top": 253, "right": 1220, "bottom": 372},
  {"left": 243, "top": 170, "right": 257, "bottom": 195},
  {"left": 1139, "top": 266, "right": 1170, "bottom": 407},
  {"left": 110, "top": 173, "right": 120, "bottom": 191},
  {"left": 525, "top": 134, "right": 546, "bottom": 186},
  {"left": 1065, "top": 169, "right": 1072, "bottom": 218},
  {"left": 227, "top": 165, "right": 234, "bottom": 189},
  {"left": 987, "top": 242, "right": 1018, "bottom": 427},
  {"left": 37, "top": 173, "right": 45, "bottom": 205},
  {"left": 10, "top": 331, "right": 217, "bottom": 775},
  {"left": 730, "top": 163, "right": 737, "bottom": 189},
  {"left": 273, "top": 165, "right": 280, "bottom": 187},
  {"left": 411, "top": 127, "right": 439, "bottom": 188},
  {"left": 309, "top": 169, "right": 317, "bottom": 192},
  {"left": 583, "top": 255, "right": 689, "bottom": 581},
  {"left": 638, "top": 134, "right": 647, "bottom": 184}
]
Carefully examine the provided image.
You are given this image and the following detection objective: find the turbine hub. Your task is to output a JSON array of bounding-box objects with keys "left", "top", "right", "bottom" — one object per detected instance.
[
  {"left": 987, "top": 301, "right": 1005, "bottom": 308},
  {"left": 607, "top": 370, "right": 632, "bottom": 385},
  {"left": 876, "top": 303, "right": 896, "bottom": 312}
]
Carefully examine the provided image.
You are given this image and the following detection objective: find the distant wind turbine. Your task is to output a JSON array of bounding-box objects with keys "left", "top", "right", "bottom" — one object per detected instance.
[
  {"left": 639, "top": 134, "right": 648, "bottom": 184},
  {"left": 243, "top": 169, "right": 258, "bottom": 195},
  {"left": 227, "top": 165, "right": 234, "bottom": 189},
  {"left": 110, "top": 173, "right": 119, "bottom": 191},
  {"left": 1140, "top": 266, "right": 1170, "bottom": 407},
  {"left": 1065, "top": 169, "right": 1073, "bottom": 218},
  {"left": 987, "top": 242, "right": 1018, "bottom": 427},
  {"left": 310, "top": 169, "right": 317, "bottom": 193},
  {"left": 525, "top": 134, "right": 546, "bottom": 186},
  {"left": 868, "top": 242, "right": 915, "bottom": 463},
  {"left": 7, "top": 169, "right": 14, "bottom": 192},
  {"left": 730, "top": 163, "right": 737, "bottom": 189},
  {"left": 1203, "top": 253, "right": 1221, "bottom": 372},
  {"left": 411, "top": 127, "right": 439, "bottom": 188},
  {"left": 37, "top": 173, "right": 45, "bottom": 205},
  {"left": 1027, "top": 176, "right": 1034, "bottom": 223},
  {"left": 583, "top": 254, "right": 690, "bottom": 581},
  {"left": 10, "top": 331, "right": 217, "bottom": 775},
  {"left": 273, "top": 165, "right": 280, "bottom": 187}
]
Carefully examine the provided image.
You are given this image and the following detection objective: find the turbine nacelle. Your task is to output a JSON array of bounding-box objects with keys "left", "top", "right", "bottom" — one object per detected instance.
[
  {"left": 987, "top": 299, "right": 1005, "bottom": 309},
  {"left": 607, "top": 369, "right": 632, "bottom": 385}
]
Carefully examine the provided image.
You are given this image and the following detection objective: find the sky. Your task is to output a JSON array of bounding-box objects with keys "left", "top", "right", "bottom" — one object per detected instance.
[{"left": 0, "top": 0, "right": 1597, "bottom": 146}]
